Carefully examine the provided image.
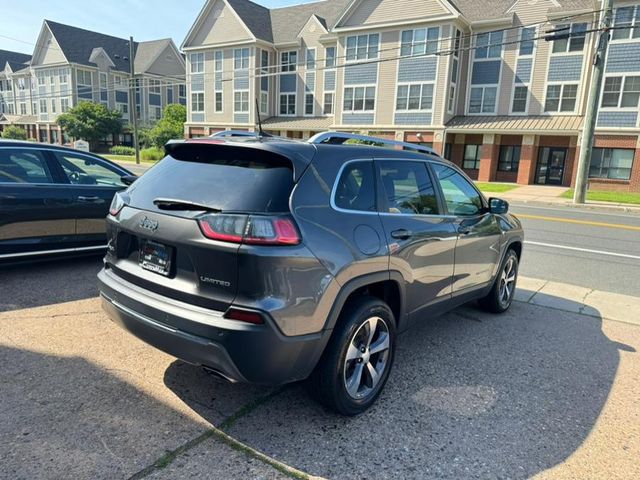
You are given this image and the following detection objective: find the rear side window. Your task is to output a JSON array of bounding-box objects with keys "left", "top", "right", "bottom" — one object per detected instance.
[
  {"left": 379, "top": 161, "right": 439, "bottom": 215},
  {"left": 129, "top": 145, "right": 295, "bottom": 213},
  {"left": 0, "top": 148, "right": 54, "bottom": 184},
  {"left": 334, "top": 161, "right": 376, "bottom": 212}
]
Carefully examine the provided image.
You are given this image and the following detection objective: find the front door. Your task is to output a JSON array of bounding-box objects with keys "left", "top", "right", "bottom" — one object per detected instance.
[{"left": 536, "top": 147, "right": 567, "bottom": 185}]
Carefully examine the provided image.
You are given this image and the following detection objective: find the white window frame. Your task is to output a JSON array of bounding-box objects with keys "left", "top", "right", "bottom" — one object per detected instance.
[
  {"left": 323, "top": 92, "right": 334, "bottom": 115},
  {"left": 400, "top": 27, "right": 439, "bottom": 57},
  {"left": 543, "top": 83, "right": 579, "bottom": 113},
  {"left": 325, "top": 46, "right": 336, "bottom": 68},
  {"left": 345, "top": 34, "right": 380, "bottom": 62},
  {"left": 260, "top": 91, "right": 268, "bottom": 115},
  {"left": 510, "top": 85, "right": 529, "bottom": 114},
  {"left": 190, "top": 52, "right": 204, "bottom": 73},
  {"left": 611, "top": 5, "right": 640, "bottom": 42},
  {"left": 600, "top": 75, "right": 640, "bottom": 110},
  {"left": 447, "top": 28, "right": 462, "bottom": 114},
  {"left": 468, "top": 86, "right": 498, "bottom": 114},
  {"left": 259, "top": 50, "right": 269, "bottom": 115},
  {"left": 214, "top": 50, "right": 224, "bottom": 113},
  {"left": 279, "top": 93, "right": 296, "bottom": 116},
  {"left": 39, "top": 99, "right": 47, "bottom": 114},
  {"left": 280, "top": 51, "right": 297, "bottom": 72},
  {"left": 518, "top": 26, "right": 537, "bottom": 57},
  {"left": 474, "top": 30, "right": 504, "bottom": 60},
  {"left": 550, "top": 23, "right": 588, "bottom": 55},
  {"left": 306, "top": 48, "right": 316, "bottom": 70},
  {"left": 304, "top": 93, "right": 314, "bottom": 116},
  {"left": 342, "top": 85, "right": 376, "bottom": 112},
  {"left": 509, "top": 26, "right": 536, "bottom": 115},
  {"left": 191, "top": 92, "right": 205, "bottom": 112},
  {"left": 394, "top": 82, "right": 434, "bottom": 112},
  {"left": 234, "top": 90, "right": 249, "bottom": 113},
  {"left": 234, "top": 48, "right": 249, "bottom": 70}
]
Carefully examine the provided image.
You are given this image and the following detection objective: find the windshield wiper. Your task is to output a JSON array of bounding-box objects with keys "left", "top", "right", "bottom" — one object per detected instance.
[{"left": 153, "top": 198, "right": 221, "bottom": 213}]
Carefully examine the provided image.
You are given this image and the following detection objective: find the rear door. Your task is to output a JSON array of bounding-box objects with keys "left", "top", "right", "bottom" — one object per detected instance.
[
  {"left": 430, "top": 163, "right": 502, "bottom": 294},
  {"left": 50, "top": 151, "right": 128, "bottom": 246},
  {"left": 375, "top": 159, "right": 457, "bottom": 317},
  {"left": 0, "top": 146, "right": 75, "bottom": 258}
]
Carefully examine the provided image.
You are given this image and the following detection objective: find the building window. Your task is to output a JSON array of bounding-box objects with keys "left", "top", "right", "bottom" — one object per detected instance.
[
  {"left": 324, "top": 92, "right": 334, "bottom": 115},
  {"left": 519, "top": 27, "right": 536, "bottom": 56},
  {"left": 601, "top": 76, "right": 640, "bottom": 108},
  {"left": 306, "top": 48, "right": 316, "bottom": 70},
  {"left": 544, "top": 84, "right": 578, "bottom": 112},
  {"left": 234, "top": 91, "right": 249, "bottom": 112},
  {"left": 51, "top": 99, "right": 56, "bottom": 113},
  {"left": 281, "top": 51, "right": 297, "bottom": 72},
  {"left": 117, "top": 102, "right": 128, "bottom": 115},
  {"left": 39, "top": 99, "right": 47, "bottom": 114},
  {"left": 552, "top": 23, "right": 587, "bottom": 53},
  {"left": 589, "top": 148, "right": 635, "bottom": 180},
  {"left": 215, "top": 92, "right": 223, "bottom": 112},
  {"left": 191, "top": 92, "right": 204, "bottom": 112},
  {"left": 463, "top": 144, "right": 481, "bottom": 169},
  {"left": 215, "top": 51, "right": 223, "bottom": 113},
  {"left": 512, "top": 86, "right": 528, "bottom": 113},
  {"left": 149, "top": 79, "right": 160, "bottom": 94},
  {"left": 469, "top": 86, "right": 497, "bottom": 113},
  {"left": 234, "top": 48, "right": 249, "bottom": 70},
  {"left": 345, "top": 34, "right": 379, "bottom": 61},
  {"left": 498, "top": 145, "right": 521, "bottom": 172},
  {"left": 343, "top": 86, "right": 375, "bottom": 112},
  {"left": 305, "top": 93, "right": 314, "bottom": 115},
  {"left": 76, "top": 69, "right": 92, "bottom": 86},
  {"left": 179, "top": 84, "right": 186, "bottom": 100},
  {"left": 215, "top": 50, "right": 224, "bottom": 71},
  {"left": 475, "top": 31, "right": 504, "bottom": 59},
  {"left": 59, "top": 68, "right": 68, "bottom": 84},
  {"left": 401, "top": 27, "right": 439, "bottom": 56},
  {"left": 612, "top": 6, "right": 640, "bottom": 41},
  {"left": 396, "top": 83, "right": 433, "bottom": 111},
  {"left": 260, "top": 91, "right": 268, "bottom": 114},
  {"left": 326, "top": 46, "right": 336, "bottom": 67},
  {"left": 280, "top": 93, "right": 295, "bottom": 115},
  {"left": 20, "top": 103, "right": 27, "bottom": 115},
  {"left": 190, "top": 52, "right": 204, "bottom": 73}
]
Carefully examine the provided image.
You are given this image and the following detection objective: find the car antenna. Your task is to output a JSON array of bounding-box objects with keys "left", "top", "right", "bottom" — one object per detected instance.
[{"left": 255, "top": 97, "right": 265, "bottom": 138}]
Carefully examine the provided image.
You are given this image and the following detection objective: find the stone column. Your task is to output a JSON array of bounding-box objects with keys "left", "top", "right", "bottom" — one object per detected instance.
[
  {"left": 517, "top": 134, "right": 537, "bottom": 185},
  {"left": 478, "top": 133, "right": 498, "bottom": 182}
]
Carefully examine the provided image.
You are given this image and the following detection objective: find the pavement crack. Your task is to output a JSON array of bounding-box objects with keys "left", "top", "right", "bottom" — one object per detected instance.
[
  {"left": 0, "top": 310, "right": 102, "bottom": 321},
  {"left": 578, "top": 289, "right": 596, "bottom": 315}
]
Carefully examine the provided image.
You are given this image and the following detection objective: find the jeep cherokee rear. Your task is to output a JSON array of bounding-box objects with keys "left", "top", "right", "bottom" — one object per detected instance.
[{"left": 98, "top": 135, "right": 523, "bottom": 415}]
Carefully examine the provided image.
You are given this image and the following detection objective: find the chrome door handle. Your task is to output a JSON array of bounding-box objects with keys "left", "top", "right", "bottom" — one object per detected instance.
[
  {"left": 391, "top": 229, "right": 412, "bottom": 240},
  {"left": 77, "top": 196, "right": 102, "bottom": 203}
]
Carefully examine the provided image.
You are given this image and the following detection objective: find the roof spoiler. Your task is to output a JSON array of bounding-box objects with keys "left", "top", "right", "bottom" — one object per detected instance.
[{"left": 307, "top": 132, "right": 440, "bottom": 157}]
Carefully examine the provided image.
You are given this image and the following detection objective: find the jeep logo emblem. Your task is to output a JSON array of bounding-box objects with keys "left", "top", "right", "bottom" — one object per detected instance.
[{"left": 139, "top": 216, "right": 158, "bottom": 232}]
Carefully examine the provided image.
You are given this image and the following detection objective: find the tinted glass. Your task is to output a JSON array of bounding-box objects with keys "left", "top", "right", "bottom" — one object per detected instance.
[
  {"left": 54, "top": 153, "right": 125, "bottom": 187},
  {"left": 0, "top": 148, "right": 54, "bottom": 184},
  {"left": 379, "top": 161, "right": 439, "bottom": 215},
  {"left": 432, "top": 164, "right": 483, "bottom": 216},
  {"left": 128, "top": 145, "right": 295, "bottom": 214},
  {"left": 334, "top": 161, "right": 376, "bottom": 212}
]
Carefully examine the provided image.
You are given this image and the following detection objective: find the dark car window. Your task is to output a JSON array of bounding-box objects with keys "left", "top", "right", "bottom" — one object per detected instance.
[
  {"left": 379, "top": 161, "right": 439, "bottom": 215},
  {"left": 432, "top": 163, "right": 483, "bottom": 216},
  {"left": 334, "top": 161, "right": 376, "bottom": 212},
  {"left": 0, "top": 148, "right": 54, "bottom": 184},
  {"left": 53, "top": 152, "right": 125, "bottom": 187}
]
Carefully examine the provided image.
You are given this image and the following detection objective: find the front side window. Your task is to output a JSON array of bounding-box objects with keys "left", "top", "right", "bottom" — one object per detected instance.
[
  {"left": 519, "top": 27, "right": 536, "bottom": 56},
  {"left": 346, "top": 34, "right": 380, "bottom": 61},
  {"left": 324, "top": 92, "right": 334, "bottom": 114},
  {"left": 54, "top": 153, "right": 125, "bottom": 187},
  {"left": 306, "top": 48, "right": 316, "bottom": 69},
  {"left": 0, "top": 149, "right": 54, "bottom": 184},
  {"left": 463, "top": 144, "right": 481, "bottom": 170},
  {"left": 469, "top": 86, "right": 497, "bottom": 113},
  {"left": 498, "top": 145, "right": 521, "bottom": 172},
  {"left": 401, "top": 27, "right": 439, "bottom": 56},
  {"left": 343, "top": 86, "right": 376, "bottom": 112},
  {"left": 280, "top": 94, "right": 295, "bottom": 115},
  {"left": 325, "top": 46, "right": 336, "bottom": 67},
  {"left": 191, "top": 92, "right": 204, "bottom": 112},
  {"left": 396, "top": 83, "right": 433, "bottom": 111},
  {"left": 233, "top": 48, "right": 249, "bottom": 70},
  {"left": 544, "top": 84, "right": 578, "bottom": 112},
  {"left": 589, "top": 148, "right": 635, "bottom": 180},
  {"left": 379, "top": 161, "right": 439, "bottom": 215},
  {"left": 305, "top": 93, "right": 314, "bottom": 115},
  {"left": 432, "top": 164, "right": 483, "bottom": 216},
  {"left": 622, "top": 76, "right": 640, "bottom": 107},
  {"left": 334, "top": 161, "right": 376, "bottom": 212}
]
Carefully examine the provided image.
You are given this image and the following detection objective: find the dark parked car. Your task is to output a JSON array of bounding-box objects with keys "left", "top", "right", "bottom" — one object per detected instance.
[
  {"left": 98, "top": 133, "right": 523, "bottom": 415},
  {"left": 0, "top": 140, "right": 135, "bottom": 262}
]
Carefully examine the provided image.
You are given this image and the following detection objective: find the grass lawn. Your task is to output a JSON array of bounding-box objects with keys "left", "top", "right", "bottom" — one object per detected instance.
[
  {"left": 561, "top": 189, "right": 640, "bottom": 205},
  {"left": 474, "top": 182, "right": 520, "bottom": 193},
  {"left": 102, "top": 154, "right": 157, "bottom": 164}
]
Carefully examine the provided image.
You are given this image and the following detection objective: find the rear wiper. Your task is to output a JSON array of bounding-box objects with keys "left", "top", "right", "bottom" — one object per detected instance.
[{"left": 153, "top": 198, "right": 221, "bottom": 213}]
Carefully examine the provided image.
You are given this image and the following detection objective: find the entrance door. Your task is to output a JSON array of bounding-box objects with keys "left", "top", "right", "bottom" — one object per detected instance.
[{"left": 536, "top": 147, "right": 567, "bottom": 185}]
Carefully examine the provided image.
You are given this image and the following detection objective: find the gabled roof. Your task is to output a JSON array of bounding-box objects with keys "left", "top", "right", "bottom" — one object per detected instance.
[
  {"left": 0, "top": 49, "right": 31, "bottom": 72},
  {"left": 134, "top": 38, "right": 173, "bottom": 74},
  {"left": 227, "top": 0, "right": 273, "bottom": 42},
  {"left": 270, "top": 0, "right": 351, "bottom": 44}
]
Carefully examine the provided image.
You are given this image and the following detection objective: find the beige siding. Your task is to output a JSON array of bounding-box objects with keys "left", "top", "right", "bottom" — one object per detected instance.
[
  {"left": 34, "top": 29, "right": 67, "bottom": 65},
  {"left": 188, "top": 0, "right": 253, "bottom": 47},
  {"left": 497, "top": 28, "right": 519, "bottom": 115},
  {"left": 375, "top": 31, "right": 398, "bottom": 125},
  {"left": 296, "top": 16, "right": 328, "bottom": 117},
  {"left": 342, "top": 0, "right": 449, "bottom": 27},
  {"left": 147, "top": 44, "right": 185, "bottom": 77},
  {"left": 433, "top": 24, "right": 450, "bottom": 126}
]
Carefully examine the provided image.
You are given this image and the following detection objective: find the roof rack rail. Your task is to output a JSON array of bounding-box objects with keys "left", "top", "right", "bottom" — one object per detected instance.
[{"left": 307, "top": 132, "right": 440, "bottom": 157}]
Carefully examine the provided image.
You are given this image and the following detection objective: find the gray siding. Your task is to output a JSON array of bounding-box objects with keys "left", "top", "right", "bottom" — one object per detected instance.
[
  {"left": 514, "top": 58, "right": 532, "bottom": 84},
  {"left": 344, "top": 63, "right": 378, "bottom": 85},
  {"left": 547, "top": 56, "right": 582, "bottom": 82},
  {"left": 280, "top": 74, "right": 296, "bottom": 92},
  {"left": 324, "top": 71, "right": 336, "bottom": 91},
  {"left": 234, "top": 72, "right": 249, "bottom": 90},
  {"left": 394, "top": 112, "right": 432, "bottom": 125},
  {"left": 471, "top": 60, "right": 501, "bottom": 85},
  {"left": 597, "top": 111, "right": 638, "bottom": 128},
  {"left": 191, "top": 113, "right": 204, "bottom": 122},
  {"left": 234, "top": 113, "right": 249, "bottom": 123},
  {"left": 191, "top": 73, "right": 205, "bottom": 91},
  {"left": 306, "top": 73, "right": 315, "bottom": 91},
  {"left": 342, "top": 112, "right": 375, "bottom": 124},
  {"left": 606, "top": 43, "right": 640, "bottom": 73},
  {"left": 397, "top": 57, "right": 437, "bottom": 83}
]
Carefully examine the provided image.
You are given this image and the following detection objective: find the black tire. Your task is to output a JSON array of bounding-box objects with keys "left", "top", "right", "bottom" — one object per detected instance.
[
  {"left": 309, "top": 296, "right": 396, "bottom": 416},
  {"left": 479, "top": 249, "right": 519, "bottom": 313}
]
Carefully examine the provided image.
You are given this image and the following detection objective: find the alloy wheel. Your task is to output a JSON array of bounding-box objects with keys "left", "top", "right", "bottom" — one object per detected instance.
[{"left": 499, "top": 255, "right": 517, "bottom": 308}]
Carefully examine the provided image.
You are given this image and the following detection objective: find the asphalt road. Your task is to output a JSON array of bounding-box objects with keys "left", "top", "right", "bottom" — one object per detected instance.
[{"left": 511, "top": 204, "right": 640, "bottom": 297}]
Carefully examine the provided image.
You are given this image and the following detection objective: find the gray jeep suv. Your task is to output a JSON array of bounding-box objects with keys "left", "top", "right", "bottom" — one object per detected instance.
[{"left": 98, "top": 133, "right": 523, "bottom": 415}]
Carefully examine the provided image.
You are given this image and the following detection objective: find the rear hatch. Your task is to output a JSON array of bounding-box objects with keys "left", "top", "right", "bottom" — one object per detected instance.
[{"left": 105, "top": 141, "right": 314, "bottom": 311}]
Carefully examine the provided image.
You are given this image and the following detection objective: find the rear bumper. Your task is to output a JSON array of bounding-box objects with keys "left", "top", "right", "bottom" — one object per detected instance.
[{"left": 98, "top": 267, "right": 330, "bottom": 385}]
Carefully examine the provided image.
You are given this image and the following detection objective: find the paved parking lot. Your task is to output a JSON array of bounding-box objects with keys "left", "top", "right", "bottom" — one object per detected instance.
[{"left": 1, "top": 257, "right": 639, "bottom": 479}]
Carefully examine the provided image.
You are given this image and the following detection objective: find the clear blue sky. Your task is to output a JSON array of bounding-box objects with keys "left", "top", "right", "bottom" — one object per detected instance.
[{"left": 0, "top": 0, "right": 317, "bottom": 55}]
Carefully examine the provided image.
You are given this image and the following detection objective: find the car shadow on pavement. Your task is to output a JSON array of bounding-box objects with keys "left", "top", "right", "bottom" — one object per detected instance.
[
  {"left": 164, "top": 297, "right": 626, "bottom": 480},
  {"left": 0, "top": 255, "right": 103, "bottom": 312}
]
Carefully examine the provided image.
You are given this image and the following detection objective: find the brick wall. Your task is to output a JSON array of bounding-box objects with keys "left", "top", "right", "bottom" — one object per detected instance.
[{"left": 580, "top": 135, "right": 640, "bottom": 192}]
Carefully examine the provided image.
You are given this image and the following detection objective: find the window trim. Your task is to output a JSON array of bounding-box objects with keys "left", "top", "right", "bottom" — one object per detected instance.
[
  {"left": 600, "top": 75, "right": 640, "bottom": 110},
  {"left": 394, "top": 82, "right": 434, "bottom": 112},
  {"left": 462, "top": 144, "right": 482, "bottom": 170},
  {"left": 214, "top": 50, "right": 224, "bottom": 113},
  {"left": 543, "top": 82, "right": 579, "bottom": 113},
  {"left": 189, "top": 52, "right": 205, "bottom": 73},
  {"left": 234, "top": 90, "right": 249, "bottom": 113},
  {"left": 468, "top": 86, "right": 498, "bottom": 115},
  {"left": 280, "top": 50, "right": 298, "bottom": 72},
  {"left": 343, "top": 85, "right": 376, "bottom": 113},
  {"left": 550, "top": 22, "right": 588, "bottom": 55},
  {"left": 323, "top": 92, "right": 334, "bottom": 115},
  {"left": 610, "top": 5, "right": 640, "bottom": 42},
  {"left": 510, "top": 85, "right": 530, "bottom": 114},
  {"left": 497, "top": 145, "right": 522, "bottom": 172},
  {"left": 588, "top": 147, "right": 635, "bottom": 180},
  {"left": 279, "top": 93, "right": 296, "bottom": 116},
  {"left": 345, "top": 33, "right": 380, "bottom": 63},
  {"left": 400, "top": 27, "right": 440, "bottom": 57}
]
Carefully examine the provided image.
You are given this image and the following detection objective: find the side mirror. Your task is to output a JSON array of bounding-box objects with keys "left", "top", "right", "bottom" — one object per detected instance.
[
  {"left": 121, "top": 175, "right": 138, "bottom": 186},
  {"left": 489, "top": 197, "right": 509, "bottom": 215}
]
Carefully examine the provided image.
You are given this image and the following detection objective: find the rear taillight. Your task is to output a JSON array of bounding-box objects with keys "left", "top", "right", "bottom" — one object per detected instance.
[
  {"left": 198, "top": 214, "right": 300, "bottom": 246},
  {"left": 109, "top": 192, "right": 128, "bottom": 216},
  {"left": 224, "top": 308, "right": 264, "bottom": 325}
]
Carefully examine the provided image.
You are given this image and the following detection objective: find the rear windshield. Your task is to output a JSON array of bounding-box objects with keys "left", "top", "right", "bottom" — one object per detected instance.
[{"left": 127, "top": 146, "right": 294, "bottom": 214}]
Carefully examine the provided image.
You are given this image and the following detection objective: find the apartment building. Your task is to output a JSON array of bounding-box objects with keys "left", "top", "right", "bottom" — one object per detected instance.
[
  {"left": 0, "top": 50, "right": 34, "bottom": 128},
  {"left": 0, "top": 20, "right": 186, "bottom": 147},
  {"left": 182, "top": 0, "right": 640, "bottom": 192}
]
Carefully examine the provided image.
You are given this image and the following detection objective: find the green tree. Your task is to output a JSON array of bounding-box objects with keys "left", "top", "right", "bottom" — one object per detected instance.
[
  {"left": 149, "top": 103, "right": 186, "bottom": 148},
  {"left": 56, "top": 101, "right": 122, "bottom": 149},
  {"left": 1, "top": 125, "right": 28, "bottom": 140}
]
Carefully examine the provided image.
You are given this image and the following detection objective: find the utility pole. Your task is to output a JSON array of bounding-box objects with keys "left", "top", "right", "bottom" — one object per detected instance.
[
  {"left": 128, "top": 36, "right": 141, "bottom": 165},
  {"left": 573, "top": 0, "right": 614, "bottom": 204}
]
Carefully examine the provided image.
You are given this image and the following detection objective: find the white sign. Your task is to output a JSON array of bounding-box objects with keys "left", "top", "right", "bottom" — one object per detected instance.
[{"left": 74, "top": 140, "right": 90, "bottom": 152}]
